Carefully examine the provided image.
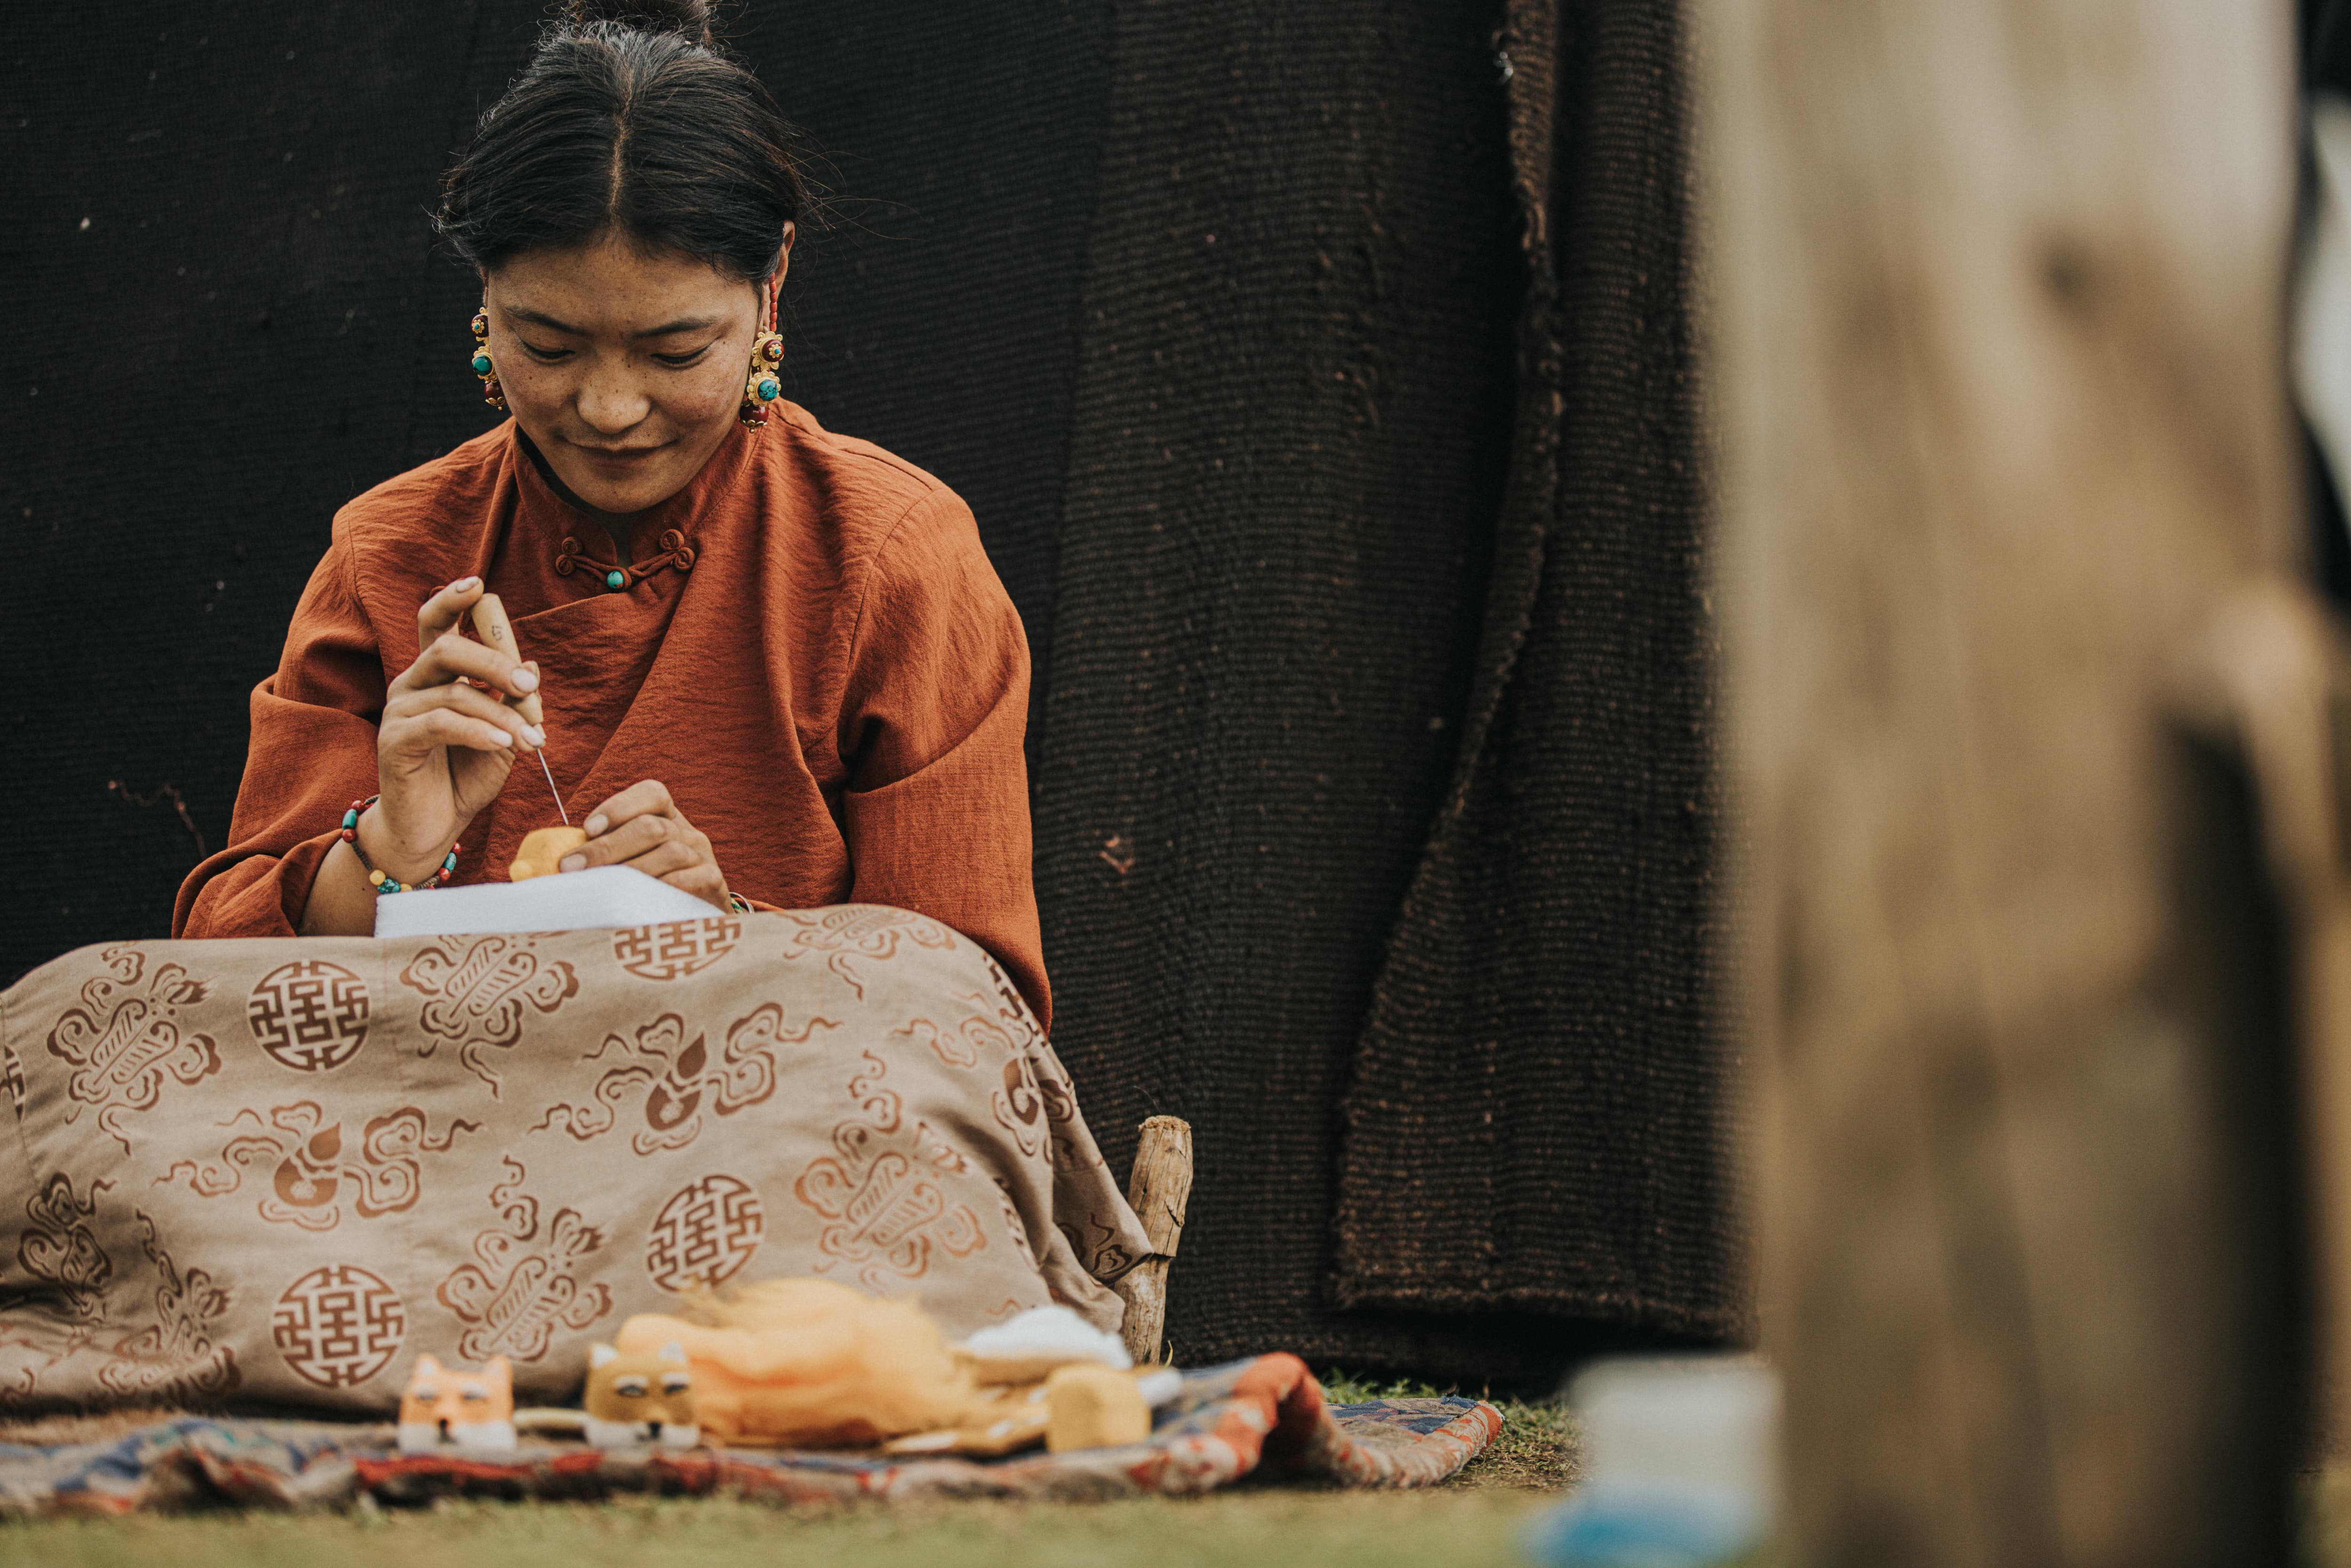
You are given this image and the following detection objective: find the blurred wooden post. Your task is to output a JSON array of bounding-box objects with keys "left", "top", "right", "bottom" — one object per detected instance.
[
  {"left": 1115, "top": 1116, "right": 1193, "bottom": 1365},
  {"left": 1699, "top": 0, "right": 2308, "bottom": 1563}
]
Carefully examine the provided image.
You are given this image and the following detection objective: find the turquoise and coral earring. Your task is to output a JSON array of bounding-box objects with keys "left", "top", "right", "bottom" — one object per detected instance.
[
  {"left": 739, "top": 331, "right": 784, "bottom": 429},
  {"left": 470, "top": 305, "right": 507, "bottom": 412}
]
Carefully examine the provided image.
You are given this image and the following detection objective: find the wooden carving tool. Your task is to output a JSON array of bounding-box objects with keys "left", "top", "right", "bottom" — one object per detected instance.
[{"left": 469, "top": 592, "right": 570, "bottom": 826}]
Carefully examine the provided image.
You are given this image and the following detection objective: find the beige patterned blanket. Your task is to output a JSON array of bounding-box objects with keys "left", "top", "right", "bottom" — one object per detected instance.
[{"left": 0, "top": 907, "right": 1151, "bottom": 1413}]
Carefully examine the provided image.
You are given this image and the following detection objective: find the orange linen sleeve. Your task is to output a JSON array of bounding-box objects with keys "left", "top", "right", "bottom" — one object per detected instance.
[
  {"left": 838, "top": 490, "right": 1050, "bottom": 1030},
  {"left": 173, "top": 532, "right": 388, "bottom": 938}
]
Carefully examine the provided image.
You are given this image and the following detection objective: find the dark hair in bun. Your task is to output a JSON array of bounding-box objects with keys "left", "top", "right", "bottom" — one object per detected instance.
[{"left": 435, "top": 0, "right": 804, "bottom": 283}]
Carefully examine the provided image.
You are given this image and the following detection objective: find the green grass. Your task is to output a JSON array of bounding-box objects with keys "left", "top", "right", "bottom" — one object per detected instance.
[
  {"left": 0, "top": 1490, "right": 1556, "bottom": 1568},
  {"left": 0, "top": 1378, "right": 1578, "bottom": 1568}
]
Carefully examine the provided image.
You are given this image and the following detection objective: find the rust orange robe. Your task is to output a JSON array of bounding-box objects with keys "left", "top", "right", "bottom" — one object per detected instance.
[{"left": 173, "top": 403, "right": 1051, "bottom": 1028}]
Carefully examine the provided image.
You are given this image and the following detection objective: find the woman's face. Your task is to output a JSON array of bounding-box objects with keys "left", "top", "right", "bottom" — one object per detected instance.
[{"left": 482, "top": 228, "right": 790, "bottom": 518}]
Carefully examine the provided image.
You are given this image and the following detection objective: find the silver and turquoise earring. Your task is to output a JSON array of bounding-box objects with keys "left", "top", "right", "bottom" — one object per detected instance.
[
  {"left": 470, "top": 305, "right": 507, "bottom": 412},
  {"left": 739, "top": 331, "right": 784, "bottom": 429}
]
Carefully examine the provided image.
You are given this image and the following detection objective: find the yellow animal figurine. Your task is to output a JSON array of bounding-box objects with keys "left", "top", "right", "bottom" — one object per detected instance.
[
  {"left": 396, "top": 1353, "right": 516, "bottom": 1454},
  {"left": 583, "top": 1340, "right": 700, "bottom": 1449}
]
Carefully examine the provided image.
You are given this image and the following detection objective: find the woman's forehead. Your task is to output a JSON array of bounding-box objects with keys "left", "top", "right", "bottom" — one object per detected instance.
[{"left": 490, "top": 232, "right": 753, "bottom": 335}]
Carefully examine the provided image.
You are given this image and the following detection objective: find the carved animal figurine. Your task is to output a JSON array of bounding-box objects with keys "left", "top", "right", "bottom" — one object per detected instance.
[
  {"left": 584, "top": 1340, "right": 700, "bottom": 1449},
  {"left": 509, "top": 825, "right": 587, "bottom": 881},
  {"left": 396, "top": 1353, "right": 517, "bottom": 1454}
]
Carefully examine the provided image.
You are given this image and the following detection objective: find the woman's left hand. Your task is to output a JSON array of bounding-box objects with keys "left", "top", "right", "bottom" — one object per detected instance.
[{"left": 560, "top": 779, "right": 731, "bottom": 913}]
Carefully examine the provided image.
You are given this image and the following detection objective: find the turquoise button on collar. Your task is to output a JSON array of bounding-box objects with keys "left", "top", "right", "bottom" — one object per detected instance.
[{"left": 605, "top": 570, "right": 626, "bottom": 591}]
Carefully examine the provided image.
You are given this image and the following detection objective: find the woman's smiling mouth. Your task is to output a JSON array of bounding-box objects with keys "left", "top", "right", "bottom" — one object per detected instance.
[{"left": 572, "top": 439, "right": 669, "bottom": 467}]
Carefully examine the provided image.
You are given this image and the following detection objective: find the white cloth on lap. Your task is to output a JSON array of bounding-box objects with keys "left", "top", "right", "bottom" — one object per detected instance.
[{"left": 372, "top": 867, "right": 717, "bottom": 938}]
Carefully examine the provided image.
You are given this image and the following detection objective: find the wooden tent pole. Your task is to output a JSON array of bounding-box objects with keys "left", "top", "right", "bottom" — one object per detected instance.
[
  {"left": 1115, "top": 1117, "right": 1194, "bottom": 1365},
  {"left": 1700, "top": 0, "right": 2308, "bottom": 1560}
]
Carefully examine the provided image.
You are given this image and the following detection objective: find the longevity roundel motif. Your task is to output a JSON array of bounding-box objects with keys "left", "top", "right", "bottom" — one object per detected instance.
[
  {"left": 612, "top": 915, "right": 743, "bottom": 981},
  {"left": 247, "top": 961, "right": 371, "bottom": 1072},
  {"left": 271, "top": 1263, "right": 406, "bottom": 1389},
  {"left": 645, "top": 1174, "right": 765, "bottom": 1292}
]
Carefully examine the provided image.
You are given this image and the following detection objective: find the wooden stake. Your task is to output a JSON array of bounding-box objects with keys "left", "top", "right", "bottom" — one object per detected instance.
[{"left": 1115, "top": 1117, "right": 1193, "bottom": 1366}]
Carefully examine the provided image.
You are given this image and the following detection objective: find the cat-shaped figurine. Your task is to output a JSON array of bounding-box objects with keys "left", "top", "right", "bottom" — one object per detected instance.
[
  {"left": 397, "top": 1353, "right": 518, "bottom": 1454},
  {"left": 584, "top": 1340, "right": 699, "bottom": 1449}
]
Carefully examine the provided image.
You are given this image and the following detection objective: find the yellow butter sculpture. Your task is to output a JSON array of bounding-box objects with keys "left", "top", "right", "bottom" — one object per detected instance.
[
  {"left": 508, "top": 825, "right": 587, "bottom": 881},
  {"left": 615, "top": 1278, "right": 976, "bottom": 1449},
  {"left": 1044, "top": 1363, "right": 1153, "bottom": 1452},
  {"left": 619, "top": 1282, "right": 1179, "bottom": 1456}
]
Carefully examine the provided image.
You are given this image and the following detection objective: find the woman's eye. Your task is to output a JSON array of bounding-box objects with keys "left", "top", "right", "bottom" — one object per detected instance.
[
  {"left": 654, "top": 347, "right": 711, "bottom": 368},
  {"left": 521, "top": 340, "right": 572, "bottom": 363}
]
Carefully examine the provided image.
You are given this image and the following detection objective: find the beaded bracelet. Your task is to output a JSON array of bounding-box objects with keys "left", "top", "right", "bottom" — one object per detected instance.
[{"left": 339, "top": 797, "right": 460, "bottom": 893}]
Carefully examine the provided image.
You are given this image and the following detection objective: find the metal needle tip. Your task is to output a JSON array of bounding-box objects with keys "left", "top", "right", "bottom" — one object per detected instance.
[{"left": 537, "top": 748, "right": 569, "bottom": 826}]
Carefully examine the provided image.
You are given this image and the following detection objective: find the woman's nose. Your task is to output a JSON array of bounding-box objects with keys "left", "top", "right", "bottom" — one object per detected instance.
[{"left": 575, "top": 365, "right": 650, "bottom": 433}]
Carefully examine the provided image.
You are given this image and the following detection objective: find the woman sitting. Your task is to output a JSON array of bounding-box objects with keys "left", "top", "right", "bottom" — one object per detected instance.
[
  {"left": 0, "top": 0, "right": 1146, "bottom": 1415},
  {"left": 174, "top": 0, "right": 1049, "bottom": 1032}
]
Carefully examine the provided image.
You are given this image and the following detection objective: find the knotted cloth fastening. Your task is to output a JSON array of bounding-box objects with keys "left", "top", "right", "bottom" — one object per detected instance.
[{"left": 554, "top": 528, "right": 698, "bottom": 594}]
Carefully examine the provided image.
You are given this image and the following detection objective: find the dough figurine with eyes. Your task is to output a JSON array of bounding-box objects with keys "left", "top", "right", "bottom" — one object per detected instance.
[
  {"left": 584, "top": 1340, "right": 700, "bottom": 1449},
  {"left": 509, "top": 825, "right": 588, "bottom": 881},
  {"left": 396, "top": 1353, "right": 517, "bottom": 1454}
]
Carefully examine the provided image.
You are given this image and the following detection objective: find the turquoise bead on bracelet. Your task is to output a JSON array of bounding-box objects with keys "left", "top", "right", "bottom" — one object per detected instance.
[{"left": 339, "top": 796, "right": 459, "bottom": 893}]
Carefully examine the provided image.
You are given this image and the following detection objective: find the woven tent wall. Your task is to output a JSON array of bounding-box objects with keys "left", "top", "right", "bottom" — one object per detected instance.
[{"left": 0, "top": 0, "right": 1731, "bottom": 1377}]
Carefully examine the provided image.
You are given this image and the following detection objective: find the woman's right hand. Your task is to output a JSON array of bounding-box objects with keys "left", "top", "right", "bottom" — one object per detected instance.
[{"left": 365, "top": 576, "right": 545, "bottom": 883}]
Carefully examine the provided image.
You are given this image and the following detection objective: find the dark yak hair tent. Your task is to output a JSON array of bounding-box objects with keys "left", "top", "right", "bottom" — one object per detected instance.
[{"left": 0, "top": 0, "right": 1731, "bottom": 1379}]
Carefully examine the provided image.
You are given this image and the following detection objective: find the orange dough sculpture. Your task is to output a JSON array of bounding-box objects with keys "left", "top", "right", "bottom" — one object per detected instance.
[
  {"left": 508, "top": 825, "right": 587, "bottom": 881},
  {"left": 614, "top": 1278, "right": 977, "bottom": 1448}
]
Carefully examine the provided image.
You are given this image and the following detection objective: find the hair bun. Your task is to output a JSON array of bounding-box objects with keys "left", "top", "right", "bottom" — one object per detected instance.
[{"left": 562, "top": 0, "right": 717, "bottom": 44}]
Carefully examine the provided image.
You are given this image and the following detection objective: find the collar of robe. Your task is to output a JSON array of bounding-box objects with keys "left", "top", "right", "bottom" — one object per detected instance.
[{"left": 511, "top": 419, "right": 757, "bottom": 599}]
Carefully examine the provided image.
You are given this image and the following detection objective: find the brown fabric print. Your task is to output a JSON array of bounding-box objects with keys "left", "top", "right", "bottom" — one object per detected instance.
[
  {"left": 1058, "top": 1215, "right": 1142, "bottom": 1284},
  {"left": 612, "top": 915, "right": 743, "bottom": 980},
  {"left": 990, "top": 1055, "right": 1047, "bottom": 1160},
  {"left": 15, "top": 1174, "right": 113, "bottom": 1326},
  {"left": 1029, "top": 1049, "right": 1102, "bottom": 1176},
  {"left": 97, "top": 1211, "right": 239, "bottom": 1402},
  {"left": 2, "top": 1042, "right": 23, "bottom": 1122},
  {"left": 774, "top": 907, "right": 958, "bottom": 1001},
  {"left": 44, "top": 946, "right": 223, "bottom": 1153},
  {"left": 272, "top": 1263, "right": 407, "bottom": 1389},
  {"left": 246, "top": 959, "right": 371, "bottom": 1072},
  {"left": 994, "top": 1182, "right": 1038, "bottom": 1273},
  {"left": 0, "top": 1320, "right": 53, "bottom": 1403},
  {"left": 437, "top": 1157, "right": 612, "bottom": 1363},
  {"left": 794, "top": 1048, "right": 985, "bottom": 1292},
  {"left": 157, "top": 1103, "right": 480, "bottom": 1230},
  {"left": 915, "top": 1120, "right": 970, "bottom": 1175},
  {"left": 530, "top": 1006, "right": 821, "bottom": 1156},
  {"left": 644, "top": 1174, "right": 765, "bottom": 1292},
  {"left": 894, "top": 1006, "right": 1033, "bottom": 1072},
  {"left": 399, "top": 937, "right": 580, "bottom": 1096},
  {"left": 977, "top": 952, "right": 1046, "bottom": 1047}
]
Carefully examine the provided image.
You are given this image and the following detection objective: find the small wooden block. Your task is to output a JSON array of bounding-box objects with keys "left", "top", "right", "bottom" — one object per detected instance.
[{"left": 509, "top": 826, "right": 586, "bottom": 882}]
